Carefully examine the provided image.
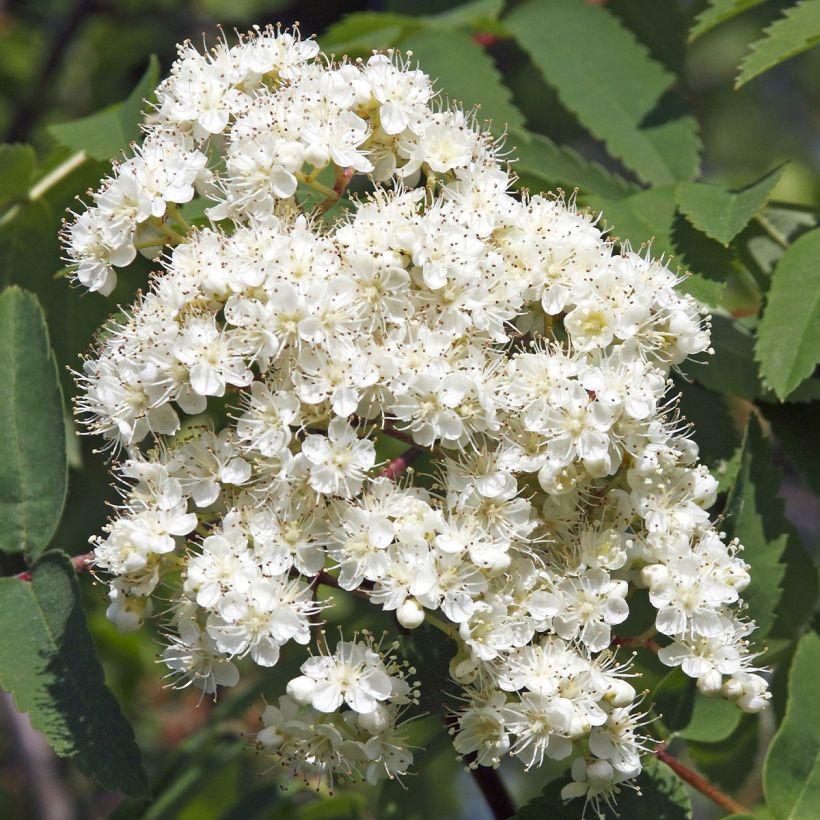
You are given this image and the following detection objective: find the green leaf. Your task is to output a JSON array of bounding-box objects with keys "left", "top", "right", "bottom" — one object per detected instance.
[
  {"left": 514, "top": 757, "right": 691, "bottom": 818},
  {"left": 654, "top": 669, "right": 696, "bottom": 734},
  {"left": 689, "top": 0, "right": 769, "bottom": 41},
  {"left": 763, "top": 632, "right": 820, "bottom": 819},
  {"left": 425, "top": 0, "right": 504, "bottom": 28},
  {"left": 398, "top": 29, "right": 525, "bottom": 132},
  {"left": 763, "top": 401, "right": 820, "bottom": 494},
  {"left": 0, "top": 199, "right": 55, "bottom": 288},
  {"left": 722, "top": 417, "right": 788, "bottom": 639},
  {"left": 676, "top": 166, "right": 785, "bottom": 246},
  {"left": 48, "top": 55, "right": 159, "bottom": 160},
  {"left": 674, "top": 377, "right": 740, "bottom": 467},
  {"left": 506, "top": 0, "right": 701, "bottom": 186},
  {"left": 755, "top": 227, "right": 820, "bottom": 399},
  {"left": 0, "top": 551, "right": 149, "bottom": 797},
  {"left": 0, "top": 287, "right": 66, "bottom": 558},
  {"left": 688, "top": 713, "right": 760, "bottom": 791},
  {"left": 692, "top": 315, "right": 763, "bottom": 399},
  {"left": 771, "top": 529, "right": 819, "bottom": 639},
  {"left": 0, "top": 143, "right": 36, "bottom": 211},
  {"left": 321, "top": 12, "right": 418, "bottom": 55},
  {"left": 737, "top": 0, "right": 820, "bottom": 87},
  {"left": 511, "top": 129, "right": 637, "bottom": 200},
  {"left": 738, "top": 203, "right": 819, "bottom": 286},
  {"left": 592, "top": 186, "right": 729, "bottom": 305},
  {"left": 677, "top": 692, "right": 743, "bottom": 743}
]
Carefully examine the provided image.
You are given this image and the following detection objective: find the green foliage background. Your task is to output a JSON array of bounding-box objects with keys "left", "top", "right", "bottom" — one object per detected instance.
[{"left": 0, "top": 1, "right": 819, "bottom": 818}]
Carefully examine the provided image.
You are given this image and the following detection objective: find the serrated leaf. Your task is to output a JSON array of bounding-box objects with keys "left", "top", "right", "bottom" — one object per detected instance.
[
  {"left": 0, "top": 551, "right": 149, "bottom": 797},
  {"left": 511, "top": 129, "right": 637, "bottom": 200},
  {"left": 0, "top": 143, "right": 36, "bottom": 210},
  {"left": 609, "top": 0, "right": 688, "bottom": 74},
  {"left": 737, "top": 0, "right": 820, "bottom": 87},
  {"left": 674, "top": 377, "right": 740, "bottom": 467},
  {"left": 426, "top": 0, "right": 504, "bottom": 28},
  {"left": 763, "top": 632, "right": 820, "bottom": 819},
  {"left": 399, "top": 29, "right": 524, "bottom": 132},
  {"left": 755, "top": 227, "right": 820, "bottom": 399},
  {"left": 738, "top": 203, "right": 820, "bottom": 283},
  {"left": 514, "top": 757, "right": 691, "bottom": 818},
  {"left": 689, "top": 0, "right": 769, "bottom": 41},
  {"left": 722, "top": 417, "right": 788, "bottom": 639},
  {"left": 321, "top": 12, "right": 418, "bottom": 55},
  {"left": 676, "top": 166, "right": 785, "bottom": 246},
  {"left": 48, "top": 55, "right": 159, "bottom": 160},
  {"left": 506, "top": 0, "right": 701, "bottom": 185},
  {"left": 692, "top": 315, "right": 763, "bottom": 398},
  {"left": 591, "top": 186, "right": 729, "bottom": 305},
  {"left": 763, "top": 400, "right": 820, "bottom": 494},
  {"left": 0, "top": 287, "right": 66, "bottom": 558}
]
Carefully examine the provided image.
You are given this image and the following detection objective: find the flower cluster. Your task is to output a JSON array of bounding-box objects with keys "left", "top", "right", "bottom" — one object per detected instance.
[
  {"left": 66, "top": 26, "right": 769, "bottom": 808},
  {"left": 257, "top": 637, "right": 417, "bottom": 786}
]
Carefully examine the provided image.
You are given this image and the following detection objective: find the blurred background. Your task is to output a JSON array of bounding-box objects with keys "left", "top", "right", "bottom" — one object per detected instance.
[{"left": 0, "top": 1, "right": 817, "bottom": 818}]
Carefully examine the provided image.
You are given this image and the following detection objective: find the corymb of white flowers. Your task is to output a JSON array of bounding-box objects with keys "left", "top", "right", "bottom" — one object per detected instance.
[{"left": 64, "top": 25, "right": 769, "bottom": 810}]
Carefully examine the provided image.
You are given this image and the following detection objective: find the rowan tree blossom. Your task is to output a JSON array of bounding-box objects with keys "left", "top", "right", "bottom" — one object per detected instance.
[{"left": 65, "top": 26, "right": 770, "bottom": 810}]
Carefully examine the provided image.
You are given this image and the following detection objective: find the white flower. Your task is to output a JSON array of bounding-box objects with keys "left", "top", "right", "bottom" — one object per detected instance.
[{"left": 302, "top": 418, "right": 376, "bottom": 497}]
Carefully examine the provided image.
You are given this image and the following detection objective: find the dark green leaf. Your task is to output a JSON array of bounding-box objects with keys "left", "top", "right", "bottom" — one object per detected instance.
[
  {"left": 674, "top": 377, "right": 740, "bottom": 467},
  {"left": 740, "top": 204, "right": 820, "bottom": 281},
  {"left": 688, "top": 713, "right": 760, "bottom": 791},
  {"left": 396, "top": 623, "right": 455, "bottom": 714},
  {"left": 592, "top": 187, "right": 728, "bottom": 305},
  {"left": 736, "top": 0, "right": 820, "bottom": 87},
  {"left": 511, "top": 129, "right": 637, "bottom": 200},
  {"left": 689, "top": 0, "right": 769, "bottom": 41},
  {"left": 0, "top": 287, "right": 66, "bottom": 558},
  {"left": 691, "top": 315, "right": 762, "bottom": 399},
  {"left": 0, "top": 198, "right": 55, "bottom": 289},
  {"left": 48, "top": 55, "right": 160, "bottom": 160},
  {"left": 609, "top": 0, "right": 688, "bottom": 74},
  {"left": 771, "top": 530, "right": 819, "bottom": 640},
  {"left": 763, "top": 631, "right": 820, "bottom": 819},
  {"left": 676, "top": 165, "right": 785, "bottom": 246},
  {"left": 722, "top": 417, "right": 788, "bottom": 639},
  {"left": 514, "top": 757, "right": 691, "bottom": 818},
  {"left": 0, "top": 551, "right": 149, "bottom": 796},
  {"left": 425, "top": 0, "right": 504, "bottom": 29},
  {"left": 763, "top": 401, "right": 820, "bottom": 494},
  {"left": 506, "top": 0, "right": 701, "bottom": 185},
  {"left": 654, "top": 669, "right": 697, "bottom": 734},
  {"left": 321, "top": 13, "right": 417, "bottom": 55},
  {"left": 0, "top": 143, "right": 36, "bottom": 210},
  {"left": 399, "top": 29, "right": 524, "bottom": 132},
  {"left": 755, "top": 227, "right": 820, "bottom": 400}
]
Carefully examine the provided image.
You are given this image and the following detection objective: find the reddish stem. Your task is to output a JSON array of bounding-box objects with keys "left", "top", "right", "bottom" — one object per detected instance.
[
  {"left": 379, "top": 447, "right": 424, "bottom": 480},
  {"left": 13, "top": 552, "right": 93, "bottom": 582},
  {"left": 654, "top": 746, "right": 749, "bottom": 815}
]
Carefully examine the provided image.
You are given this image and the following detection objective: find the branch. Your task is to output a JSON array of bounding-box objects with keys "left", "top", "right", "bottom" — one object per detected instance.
[
  {"left": 379, "top": 446, "right": 425, "bottom": 480},
  {"left": 654, "top": 746, "right": 750, "bottom": 816},
  {"left": 469, "top": 764, "right": 516, "bottom": 820}
]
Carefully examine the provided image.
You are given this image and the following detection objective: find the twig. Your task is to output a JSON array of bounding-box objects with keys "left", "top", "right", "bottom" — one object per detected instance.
[
  {"left": 379, "top": 446, "right": 425, "bottom": 481},
  {"left": 654, "top": 745, "right": 750, "bottom": 816},
  {"left": 469, "top": 764, "right": 516, "bottom": 820}
]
